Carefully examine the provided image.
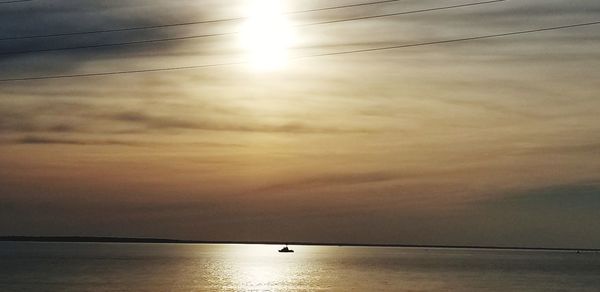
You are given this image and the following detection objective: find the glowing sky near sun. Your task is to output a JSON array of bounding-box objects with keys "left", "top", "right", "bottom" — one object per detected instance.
[{"left": 239, "top": 0, "right": 296, "bottom": 70}]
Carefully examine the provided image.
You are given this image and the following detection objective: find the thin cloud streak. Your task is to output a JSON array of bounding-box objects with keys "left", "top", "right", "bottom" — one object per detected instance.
[
  {"left": 13, "top": 136, "right": 143, "bottom": 146},
  {"left": 107, "top": 111, "right": 375, "bottom": 134}
]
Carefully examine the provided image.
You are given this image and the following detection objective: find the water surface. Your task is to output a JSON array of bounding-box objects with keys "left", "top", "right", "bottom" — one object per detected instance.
[{"left": 1, "top": 242, "right": 599, "bottom": 291}]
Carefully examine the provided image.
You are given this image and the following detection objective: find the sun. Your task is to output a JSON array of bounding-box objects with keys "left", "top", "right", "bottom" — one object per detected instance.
[{"left": 239, "top": 0, "right": 296, "bottom": 71}]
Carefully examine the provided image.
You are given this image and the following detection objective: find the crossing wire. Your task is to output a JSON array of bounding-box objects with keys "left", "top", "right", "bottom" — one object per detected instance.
[
  {"left": 0, "top": 0, "right": 506, "bottom": 56},
  {"left": 1, "top": 20, "right": 598, "bottom": 82},
  {"left": 0, "top": 0, "right": 504, "bottom": 41}
]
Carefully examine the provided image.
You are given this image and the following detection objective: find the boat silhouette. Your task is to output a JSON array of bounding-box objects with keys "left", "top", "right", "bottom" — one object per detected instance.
[{"left": 278, "top": 244, "right": 294, "bottom": 253}]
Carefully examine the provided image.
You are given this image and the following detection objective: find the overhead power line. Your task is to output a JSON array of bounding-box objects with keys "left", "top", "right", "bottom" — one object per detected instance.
[
  {"left": 0, "top": 0, "right": 404, "bottom": 41},
  {"left": 292, "top": 0, "right": 403, "bottom": 13},
  {"left": 0, "top": 32, "right": 236, "bottom": 56},
  {"left": 300, "top": 0, "right": 504, "bottom": 27},
  {"left": 1, "top": 20, "right": 598, "bottom": 83},
  {"left": 0, "top": 0, "right": 504, "bottom": 41},
  {"left": 299, "top": 21, "right": 600, "bottom": 57},
  {"left": 0, "top": 0, "right": 505, "bottom": 56}
]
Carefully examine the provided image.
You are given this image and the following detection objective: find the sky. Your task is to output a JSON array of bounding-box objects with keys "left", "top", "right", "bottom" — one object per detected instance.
[{"left": 1, "top": 0, "right": 599, "bottom": 249}]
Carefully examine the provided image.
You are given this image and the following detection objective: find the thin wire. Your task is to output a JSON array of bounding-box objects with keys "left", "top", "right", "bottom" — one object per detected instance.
[
  {"left": 0, "top": 0, "right": 406, "bottom": 41},
  {"left": 288, "top": 0, "right": 403, "bottom": 14},
  {"left": 0, "top": 0, "right": 505, "bottom": 56},
  {"left": 0, "top": 32, "right": 237, "bottom": 56},
  {"left": 1, "top": 20, "right": 598, "bottom": 82},
  {"left": 297, "top": 21, "right": 600, "bottom": 57},
  {"left": 300, "top": 0, "right": 505, "bottom": 27}
]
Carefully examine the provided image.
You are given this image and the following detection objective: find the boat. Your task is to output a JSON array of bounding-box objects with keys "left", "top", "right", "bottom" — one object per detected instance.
[{"left": 278, "top": 244, "right": 294, "bottom": 253}]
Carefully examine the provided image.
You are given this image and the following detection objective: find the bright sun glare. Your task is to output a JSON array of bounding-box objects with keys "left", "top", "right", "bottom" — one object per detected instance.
[{"left": 240, "top": 0, "right": 296, "bottom": 71}]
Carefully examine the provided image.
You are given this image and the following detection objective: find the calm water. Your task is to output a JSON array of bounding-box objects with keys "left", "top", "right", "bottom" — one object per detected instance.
[{"left": 1, "top": 242, "right": 599, "bottom": 291}]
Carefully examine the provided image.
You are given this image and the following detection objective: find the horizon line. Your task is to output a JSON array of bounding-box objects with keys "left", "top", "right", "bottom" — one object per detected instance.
[{"left": 1, "top": 236, "right": 599, "bottom": 252}]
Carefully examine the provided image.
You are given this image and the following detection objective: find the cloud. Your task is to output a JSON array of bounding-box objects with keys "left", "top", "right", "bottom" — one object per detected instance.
[
  {"left": 12, "top": 135, "right": 144, "bottom": 146},
  {"left": 253, "top": 171, "right": 405, "bottom": 194},
  {"left": 0, "top": 113, "right": 79, "bottom": 133},
  {"left": 4, "top": 135, "right": 246, "bottom": 148},
  {"left": 1, "top": 0, "right": 600, "bottom": 247},
  {"left": 513, "top": 142, "right": 600, "bottom": 156},
  {"left": 484, "top": 183, "right": 600, "bottom": 209},
  {"left": 108, "top": 111, "right": 373, "bottom": 134},
  {"left": 0, "top": 0, "right": 231, "bottom": 78},
  {"left": 1, "top": 102, "right": 369, "bottom": 136}
]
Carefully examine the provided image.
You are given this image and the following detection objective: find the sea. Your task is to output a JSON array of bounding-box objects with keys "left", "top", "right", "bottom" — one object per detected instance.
[{"left": 1, "top": 242, "right": 599, "bottom": 291}]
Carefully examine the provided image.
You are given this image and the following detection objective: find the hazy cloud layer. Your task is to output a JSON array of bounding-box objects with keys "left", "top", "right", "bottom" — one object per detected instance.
[{"left": 1, "top": 0, "right": 599, "bottom": 247}]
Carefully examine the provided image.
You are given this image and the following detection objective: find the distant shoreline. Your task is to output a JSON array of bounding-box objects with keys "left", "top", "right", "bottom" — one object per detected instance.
[{"left": 1, "top": 236, "right": 598, "bottom": 252}]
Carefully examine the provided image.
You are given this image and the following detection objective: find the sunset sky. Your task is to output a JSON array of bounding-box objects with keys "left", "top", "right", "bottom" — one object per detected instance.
[{"left": 1, "top": 0, "right": 599, "bottom": 248}]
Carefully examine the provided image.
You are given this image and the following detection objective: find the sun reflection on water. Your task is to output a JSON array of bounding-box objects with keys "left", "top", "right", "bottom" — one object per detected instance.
[{"left": 207, "top": 244, "right": 312, "bottom": 291}]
